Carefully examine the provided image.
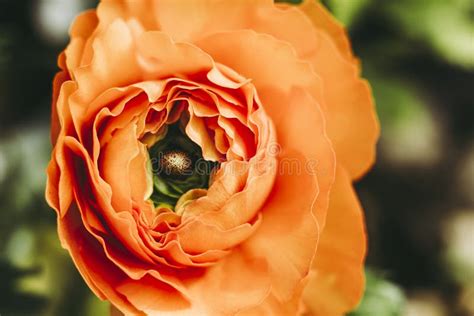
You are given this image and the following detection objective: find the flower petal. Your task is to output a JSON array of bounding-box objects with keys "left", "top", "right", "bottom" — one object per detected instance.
[
  {"left": 58, "top": 205, "right": 142, "bottom": 315},
  {"left": 299, "top": 1, "right": 380, "bottom": 179},
  {"left": 241, "top": 148, "right": 319, "bottom": 307},
  {"left": 298, "top": 1, "right": 353, "bottom": 61},
  {"left": 182, "top": 249, "right": 271, "bottom": 315},
  {"left": 303, "top": 166, "right": 367, "bottom": 315}
]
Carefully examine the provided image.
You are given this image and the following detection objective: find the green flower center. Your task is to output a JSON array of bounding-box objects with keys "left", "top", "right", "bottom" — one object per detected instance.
[{"left": 147, "top": 123, "right": 218, "bottom": 210}]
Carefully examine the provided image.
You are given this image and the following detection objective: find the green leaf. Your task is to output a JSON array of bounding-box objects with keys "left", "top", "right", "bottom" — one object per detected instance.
[
  {"left": 325, "top": 0, "right": 371, "bottom": 27},
  {"left": 387, "top": 0, "right": 474, "bottom": 69},
  {"left": 349, "top": 269, "right": 406, "bottom": 316}
]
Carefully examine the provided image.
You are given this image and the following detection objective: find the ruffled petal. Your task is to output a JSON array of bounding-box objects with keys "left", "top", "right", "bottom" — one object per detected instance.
[
  {"left": 240, "top": 148, "right": 318, "bottom": 310},
  {"left": 298, "top": 1, "right": 380, "bottom": 179},
  {"left": 180, "top": 249, "right": 272, "bottom": 315},
  {"left": 303, "top": 166, "right": 367, "bottom": 316},
  {"left": 58, "top": 204, "right": 143, "bottom": 315},
  {"left": 64, "top": 10, "right": 98, "bottom": 74},
  {"left": 50, "top": 69, "right": 70, "bottom": 143}
]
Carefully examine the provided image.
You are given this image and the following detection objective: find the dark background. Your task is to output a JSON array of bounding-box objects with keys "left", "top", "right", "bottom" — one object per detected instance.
[{"left": 0, "top": 0, "right": 472, "bottom": 315}]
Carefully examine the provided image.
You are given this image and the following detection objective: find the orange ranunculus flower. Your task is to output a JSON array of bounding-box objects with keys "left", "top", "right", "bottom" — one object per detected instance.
[{"left": 46, "top": 0, "right": 379, "bottom": 315}]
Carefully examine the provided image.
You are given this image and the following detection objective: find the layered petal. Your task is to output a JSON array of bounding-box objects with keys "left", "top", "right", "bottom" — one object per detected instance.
[
  {"left": 197, "top": 29, "right": 335, "bottom": 227},
  {"left": 298, "top": 0, "right": 380, "bottom": 179},
  {"left": 303, "top": 166, "right": 367, "bottom": 316}
]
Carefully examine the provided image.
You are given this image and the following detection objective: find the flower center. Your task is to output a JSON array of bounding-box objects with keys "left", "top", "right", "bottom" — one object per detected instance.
[
  {"left": 147, "top": 123, "right": 218, "bottom": 210},
  {"left": 159, "top": 150, "right": 193, "bottom": 178}
]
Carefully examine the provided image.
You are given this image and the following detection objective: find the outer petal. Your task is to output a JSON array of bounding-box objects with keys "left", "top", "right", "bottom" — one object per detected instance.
[
  {"left": 58, "top": 204, "right": 143, "bottom": 315},
  {"left": 180, "top": 249, "right": 271, "bottom": 316},
  {"left": 303, "top": 166, "right": 367, "bottom": 316},
  {"left": 64, "top": 10, "right": 98, "bottom": 74},
  {"left": 51, "top": 67, "right": 70, "bottom": 144},
  {"left": 298, "top": 1, "right": 353, "bottom": 61},
  {"left": 298, "top": 0, "right": 380, "bottom": 179},
  {"left": 110, "top": 249, "right": 271, "bottom": 316},
  {"left": 152, "top": 0, "right": 320, "bottom": 61}
]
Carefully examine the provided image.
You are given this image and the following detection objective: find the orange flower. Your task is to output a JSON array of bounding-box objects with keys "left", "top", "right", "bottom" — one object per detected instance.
[{"left": 46, "top": 1, "right": 379, "bottom": 315}]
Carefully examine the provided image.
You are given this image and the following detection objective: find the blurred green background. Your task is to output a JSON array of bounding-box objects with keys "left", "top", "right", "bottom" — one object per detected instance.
[{"left": 0, "top": 0, "right": 472, "bottom": 315}]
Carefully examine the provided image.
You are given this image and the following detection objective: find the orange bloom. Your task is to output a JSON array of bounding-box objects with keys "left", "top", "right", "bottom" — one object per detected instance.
[{"left": 46, "top": 0, "right": 379, "bottom": 315}]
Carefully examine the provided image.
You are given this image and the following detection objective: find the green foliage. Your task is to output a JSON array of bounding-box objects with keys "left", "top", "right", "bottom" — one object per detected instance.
[
  {"left": 350, "top": 269, "right": 406, "bottom": 316},
  {"left": 386, "top": 0, "right": 474, "bottom": 69},
  {"left": 366, "top": 71, "right": 429, "bottom": 134},
  {"left": 324, "top": 0, "right": 370, "bottom": 26}
]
